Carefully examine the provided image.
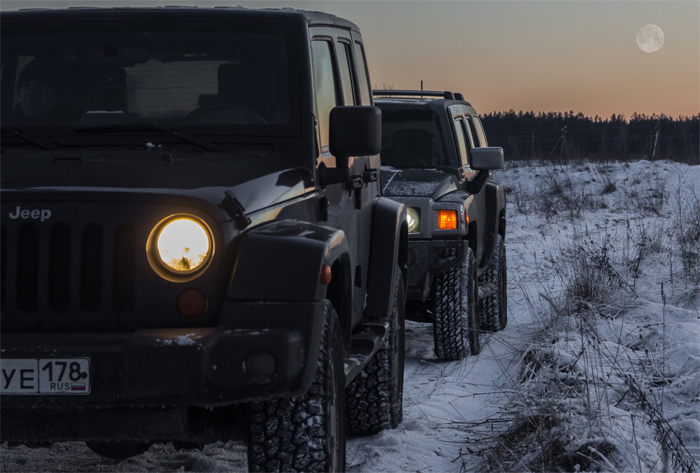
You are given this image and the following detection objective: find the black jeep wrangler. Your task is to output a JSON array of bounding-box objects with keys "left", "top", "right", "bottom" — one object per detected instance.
[
  {"left": 0, "top": 7, "right": 408, "bottom": 472},
  {"left": 374, "top": 90, "right": 506, "bottom": 361}
]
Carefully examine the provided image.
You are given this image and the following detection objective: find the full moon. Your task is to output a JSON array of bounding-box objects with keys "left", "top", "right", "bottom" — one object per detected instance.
[{"left": 636, "top": 24, "right": 664, "bottom": 53}]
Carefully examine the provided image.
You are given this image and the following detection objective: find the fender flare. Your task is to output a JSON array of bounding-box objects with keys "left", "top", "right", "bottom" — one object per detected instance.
[
  {"left": 365, "top": 197, "right": 407, "bottom": 321},
  {"left": 227, "top": 220, "right": 350, "bottom": 302},
  {"left": 465, "top": 196, "right": 479, "bottom": 256},
  {"left": 482, "top": 181, "right": 507, "bottom": 261}
]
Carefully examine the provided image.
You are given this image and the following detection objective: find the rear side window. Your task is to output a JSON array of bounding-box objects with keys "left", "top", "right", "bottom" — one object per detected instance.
[
  {"left": 465, "top": 116, "right": 482, "bottom": 147},
  {"left": 473, "top": 116, "right": 489, "bottom": 146},
  {"left": 462, "top": 117, "right": 476, "bottom": 149},
  {"left": 337, "top": 42, "right": 356, "bottom": 105},
  {"left": 311, "top": 40, "right": 339, "bottom": 150},
  {"left": 353, "top": 42, "right": 371, "bottom": 105},
  {"left": 453, "top": 117, "right": 469, "bottom": 169}
]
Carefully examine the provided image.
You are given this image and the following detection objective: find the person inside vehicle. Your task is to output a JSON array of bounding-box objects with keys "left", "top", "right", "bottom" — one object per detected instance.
[{"left": 12, "top": 59, "right": 79, "bottom": 125}]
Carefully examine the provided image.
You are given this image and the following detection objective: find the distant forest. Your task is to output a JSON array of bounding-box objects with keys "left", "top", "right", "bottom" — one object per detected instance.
[{"left": 480, "top": 111, "right": 700, "bottom": 164}]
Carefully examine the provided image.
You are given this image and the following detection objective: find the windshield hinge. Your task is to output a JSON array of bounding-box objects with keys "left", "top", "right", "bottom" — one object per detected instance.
[{"left": 220, "top": 190, "right": 251, "bottom": 230}]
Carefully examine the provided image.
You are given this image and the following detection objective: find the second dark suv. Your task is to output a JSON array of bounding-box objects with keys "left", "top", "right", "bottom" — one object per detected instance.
[{"left": 375, "top": 90, "right": 507, "bottom": 361}]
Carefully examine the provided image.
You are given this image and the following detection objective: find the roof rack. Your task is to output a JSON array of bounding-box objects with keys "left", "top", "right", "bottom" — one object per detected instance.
[{"left": 373, "top": 89, "right": 465, "bottom": 101}]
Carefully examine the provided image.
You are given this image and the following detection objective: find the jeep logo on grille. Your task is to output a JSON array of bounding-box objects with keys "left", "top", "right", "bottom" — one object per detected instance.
[{"left": 8, "top": 206, "right": 52, "bottom": 222}]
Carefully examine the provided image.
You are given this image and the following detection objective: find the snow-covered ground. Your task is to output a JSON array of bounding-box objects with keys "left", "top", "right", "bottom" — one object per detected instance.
[{"left": 2, "top": 159, "right": 699, "bottom": 472}]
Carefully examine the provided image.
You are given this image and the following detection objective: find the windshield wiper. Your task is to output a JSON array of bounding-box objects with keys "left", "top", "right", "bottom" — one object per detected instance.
[
  {"left": 75, "top": 123, "right": 217, "bottom": 152},
  {"left": 1, "top": 127, "right": 57, "bottom": 150}
]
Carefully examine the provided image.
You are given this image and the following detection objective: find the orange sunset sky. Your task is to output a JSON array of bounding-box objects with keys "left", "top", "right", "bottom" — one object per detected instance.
[{"left": 3, "top": 0, "right": 698, "bottom": 119}]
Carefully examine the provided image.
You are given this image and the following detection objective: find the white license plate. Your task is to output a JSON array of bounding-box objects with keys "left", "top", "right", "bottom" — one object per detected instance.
[{"left": 1, "top": 358, "right": 91, "bottom": 395}]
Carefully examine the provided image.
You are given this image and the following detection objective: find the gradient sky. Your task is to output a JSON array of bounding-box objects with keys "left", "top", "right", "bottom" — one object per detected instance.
[{"left": 2, "top": 0, "right": 698, "bottom": 119}]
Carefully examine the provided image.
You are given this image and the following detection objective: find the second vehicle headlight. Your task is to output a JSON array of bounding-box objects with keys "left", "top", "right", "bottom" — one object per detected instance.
[{"left": 407, "top": 207, "right": 421, "bottom": 234}]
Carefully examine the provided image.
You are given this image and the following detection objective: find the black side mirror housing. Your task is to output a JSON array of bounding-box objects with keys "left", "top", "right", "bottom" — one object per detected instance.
[
  {"left": 329, "top": 106, "right": 382, "bottom": 168},
  {"left": 470, "top": 147, "right": 504, "bottom": 170}
]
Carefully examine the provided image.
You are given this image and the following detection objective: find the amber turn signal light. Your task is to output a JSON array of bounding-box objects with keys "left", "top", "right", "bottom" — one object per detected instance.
[
  {"left": 177, "top": 288, "right": 207, "bottom": 318},
  {"left": 437, "top": 210, "right": 458, "bottom": 230},
  {"left": 320, "top": 265, "right": 332, "bottom": 285}
]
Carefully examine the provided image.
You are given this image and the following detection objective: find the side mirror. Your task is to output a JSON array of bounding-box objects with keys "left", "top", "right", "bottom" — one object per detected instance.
[
  {"left": 329, "top": 106, "right": 381, "bottom": 167},
  {"left": 471, "top": 147, "right": 504, "bottom": 170}
]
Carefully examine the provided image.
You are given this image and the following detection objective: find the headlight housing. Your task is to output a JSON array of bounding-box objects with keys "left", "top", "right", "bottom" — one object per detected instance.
[
  {"left": 147, "top": 214, "right": 214, "bottom": 282},
  {"left": 407, "top": 207, "right": 421, "bottom": 234}
]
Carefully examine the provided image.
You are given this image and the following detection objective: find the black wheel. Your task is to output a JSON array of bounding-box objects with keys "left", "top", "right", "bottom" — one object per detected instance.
[
  {"left": 247, "top": 301, "right": 346, "bottom": 472},
  {"left": 346, "top": 267, "right": 405, "bottom": 435},
  {"left": 86, "top": 441, "right": 150, "bottom": 459},
  {"left": 432, "top": 247, "right": 479, "bottom": 360},
  {"left": 184, "top": 104, "right": 267, "bottom": 125},
  {"left": 479, "top": 234, "right": 508, "bottom": 332}
]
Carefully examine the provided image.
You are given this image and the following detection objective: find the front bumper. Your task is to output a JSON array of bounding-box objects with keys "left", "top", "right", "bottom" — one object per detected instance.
[
  {"left": 406, "top": 239, "right": 467, "bottom": 300},
  {"left": 1, "top": 301, "right": 326, "bottom": 443},
  {"left": 0, "top": 301, "right": 324, "bottom": 408}
]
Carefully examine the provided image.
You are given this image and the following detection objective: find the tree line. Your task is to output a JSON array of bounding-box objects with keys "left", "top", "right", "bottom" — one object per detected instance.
[{"left": 480, "top": 110, "right": 699, "bottom": 164}]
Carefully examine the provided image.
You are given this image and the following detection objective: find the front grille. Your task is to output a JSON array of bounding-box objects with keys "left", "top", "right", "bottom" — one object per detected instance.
[{"left": 1, "top": 221, "right": 136, "bottom": 330}]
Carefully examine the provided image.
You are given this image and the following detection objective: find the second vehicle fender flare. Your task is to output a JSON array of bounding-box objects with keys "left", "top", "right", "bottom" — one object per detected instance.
[
  {"left": 482, "top": 181, "right": 507, "bottom": 262},
  {"left": 465, "top": 197, "right": 479, "bottom": 257}
]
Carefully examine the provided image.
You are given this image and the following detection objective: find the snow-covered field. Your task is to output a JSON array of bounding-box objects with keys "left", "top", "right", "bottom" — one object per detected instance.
[{"left": 2, "top": 159, "right": 699, "bottom": 472}]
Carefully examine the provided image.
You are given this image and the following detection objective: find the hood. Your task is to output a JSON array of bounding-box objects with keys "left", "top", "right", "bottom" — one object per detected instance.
[
  {"left": 1, "top": 147, "right": 314, "bottom": 219},
  {"left": 380, "top": 167, "right": 459, "bottom": 200}
]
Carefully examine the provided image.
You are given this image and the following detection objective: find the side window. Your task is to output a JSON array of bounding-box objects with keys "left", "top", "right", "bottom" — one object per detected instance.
[
  {"left": 465, "top": 116, "right": 481, "bottom": 147},
  {"left": 337, "top": 42, "right": 356, "bottom": 105},
  {"left": 462, "top": 117, "right": 477, "bottom": 149},
  {"left": 311, "top": 40, "right": 339, "bottom": 151},
  {"left": 453, "top": 117, "right": 469, "bottom": 169},
  {"left": 353, "top": 42, "right": 371, "bottom": 105},
  {"left": 473, "top": 116, "right": 489, "bottom": 146}
]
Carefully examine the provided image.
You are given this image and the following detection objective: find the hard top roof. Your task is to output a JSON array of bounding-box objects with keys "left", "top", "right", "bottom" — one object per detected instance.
[
  {"left": 1, "top": 6, "right": 361, "bottom": 32},
  {"left": 374, "top": 90, "right": 476, "bottom": 113}
]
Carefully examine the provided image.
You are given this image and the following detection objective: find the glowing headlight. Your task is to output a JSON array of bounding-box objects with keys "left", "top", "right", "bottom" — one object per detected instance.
[
  {"left": 407, "top": 207, "right": 420, "bottom": 234},
  {"left": 148, "top": 215, "right": 213, "bottom": 281}
]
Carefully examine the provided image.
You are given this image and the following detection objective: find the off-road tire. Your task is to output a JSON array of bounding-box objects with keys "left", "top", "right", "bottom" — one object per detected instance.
[
  {"left": 432, "top": 247, "right": 479, "bottom": 360},
  {"left": 346, "top": 267, "right": 405, "bottom": 435},
  {"left": 86, "top": 441, "right": 150, "bottom": 459},
  {"left": 247, "top": 302, "right": 346, "bottom": 472},
  {"left": 478, "top": 234, "right": 507, "bottom": 332}
]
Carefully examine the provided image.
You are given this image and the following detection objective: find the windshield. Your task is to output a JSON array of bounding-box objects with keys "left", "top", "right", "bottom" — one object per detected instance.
[
  {"left": 1, "top": 20, "right": 299, "bottom": 136},
  {"left": 379, "top": 108, "right": 452, "bottom": 169}
]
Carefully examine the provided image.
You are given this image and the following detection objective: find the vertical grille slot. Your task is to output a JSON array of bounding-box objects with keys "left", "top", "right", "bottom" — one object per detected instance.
[
  {"left": 80, "top": 223, "right": 103, "bottom": 312},
  {"left": 1, "top": 224, "right": 7, "bottom": 311},
  {"left": 49, "top": 223, "right": 72, "bottom": 311},
  {"left": 112, "top": 224, "right": 135, "bottom": 311},
  {"left": 16, "top": 223, "right": 39, "bottom": 312}
]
